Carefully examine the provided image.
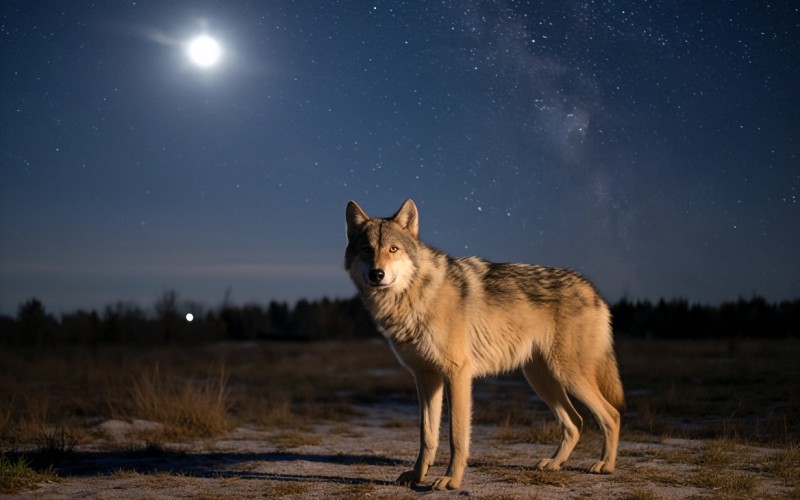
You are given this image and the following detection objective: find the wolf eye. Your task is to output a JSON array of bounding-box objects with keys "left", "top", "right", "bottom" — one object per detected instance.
[
  {"left": 361, "top": 245, "right": 372, "bottom": 254},
  {"left": 389, "top": 245, "right": 399, "bottom": 253}
]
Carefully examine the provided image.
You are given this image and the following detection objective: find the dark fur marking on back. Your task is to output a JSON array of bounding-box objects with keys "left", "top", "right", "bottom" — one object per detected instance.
[
  {"left": 482, "top": 263, "right": 525, "bottom": 303},
  {"left": 448, "top": 259, "right": 471, "bottom": 302},
  {"left": 483, "top": 263, "right": 571, "bottom": 305}
]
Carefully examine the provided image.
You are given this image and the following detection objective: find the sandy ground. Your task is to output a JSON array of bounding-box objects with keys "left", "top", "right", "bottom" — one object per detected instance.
[{"left": 7, "top": 401, "right": 793, "bottom": 499}]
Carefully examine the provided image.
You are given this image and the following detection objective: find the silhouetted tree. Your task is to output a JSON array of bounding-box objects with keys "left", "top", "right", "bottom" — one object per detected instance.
[
  {"left": 17, "top": 298, "right": 56, "bottom": 346},
  {"left": 103, "top": 301, "right": 149, "bottom": 342},
  {"left": 61, "top": 310, "right": 101, "bottom": 344},
  {"left": 154, "top": 290, "right": 180, "bottom": 342},
  {"left": 266, "top": 301, "right": 291, "bottom": 338}
]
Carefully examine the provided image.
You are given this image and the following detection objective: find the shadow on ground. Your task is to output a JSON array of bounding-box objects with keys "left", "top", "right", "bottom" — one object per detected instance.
[{"left": 10, "top": 448, "right": 402, "bottom": 486}]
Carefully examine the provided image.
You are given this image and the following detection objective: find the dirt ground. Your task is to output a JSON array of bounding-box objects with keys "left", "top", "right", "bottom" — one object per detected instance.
[{"left": 7, "top": 401, "right": 795, "bottom": 499}]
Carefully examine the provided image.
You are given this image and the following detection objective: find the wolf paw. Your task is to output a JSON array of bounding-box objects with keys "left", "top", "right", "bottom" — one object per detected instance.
[
  {"left": 396, "top": 470, "right": 423, "bottom": 487},
  {"left": 534, "top": 459, "right": 562, "bottom": 471},
  {"left": 588, "top": 460, "right": 614, "bottom": 474},
  {"left": 431, "top": 476, "right": 461, "bottom": 490}
]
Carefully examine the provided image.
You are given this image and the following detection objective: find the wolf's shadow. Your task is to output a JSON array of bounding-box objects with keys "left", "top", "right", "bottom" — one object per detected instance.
[{"left": 10, "top": 448, "right": 402, "bottom": 486}]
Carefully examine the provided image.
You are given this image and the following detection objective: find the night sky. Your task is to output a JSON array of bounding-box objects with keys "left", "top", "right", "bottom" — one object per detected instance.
[{"left": 1, "top": 1, "right": 798, "bottom": 314}]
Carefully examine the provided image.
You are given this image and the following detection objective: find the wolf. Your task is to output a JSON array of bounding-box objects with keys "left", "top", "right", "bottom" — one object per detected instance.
[{"left": 344, "top": 198, "right": 624, "bottom": 490}]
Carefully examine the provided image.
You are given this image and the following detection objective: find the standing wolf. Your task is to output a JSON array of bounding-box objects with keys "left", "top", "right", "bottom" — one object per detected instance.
[{"left": 344, "top": 199, "right": 623, "bottom": 490}]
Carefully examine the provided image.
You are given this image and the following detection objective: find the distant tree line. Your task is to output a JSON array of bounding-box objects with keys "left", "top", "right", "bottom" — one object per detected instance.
[
  {"left": 0, "top": 291, "right": 379, "bottom": 347},
  {"left": 612, "top": 296, "right": 799, "bottom": 339},
  {"left": 0, "top": 293, "right": 797, "bottom": 346}
]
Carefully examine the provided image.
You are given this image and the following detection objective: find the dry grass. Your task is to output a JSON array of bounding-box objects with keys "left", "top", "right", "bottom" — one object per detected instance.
[
  {"left": 262, "top": 479, "right": 310, "bottom": 498},
  {"left": 267, "top": 430, "right": 322, "bottom": 450},
  {"left": 495, "top": 414, "right": 561, "bottom": 444},
  {"left": 617, "top": 339, "right": 800, "bottom": 444},
  {"left": 129, "top": 363, "right": 229, "bottom": 438},
  {"left": 760, "top": 442, "right": 800, "bottom": 497},
  {"left": 498, "top": 467, "right": 570, "bottom": 488},
  {"left": 690, "top": 468, "right": 758, "bottom": 495},
  {"left": 0, "top": 341, "right": 409, "bottom": 449},
  {"left": 1, "top": 340, "right": 797, "bottom": 448},
  {"left": 0, "top": 455, "right": 56, "bottom": 494},
  {"left": 0, "top": 338, "right": 798, "bottom": 496},
  {"left": 621, "top": 489, "right": 660, "bottom": 500},
  {"left": 764, "top": 442, "right": 800, "bottom": 480},
  {"left": 333, "top": 482, "right": 377, "bottom": 499},
  {"left": 330, "top": 424, "right": 365, "bottom": 437}
]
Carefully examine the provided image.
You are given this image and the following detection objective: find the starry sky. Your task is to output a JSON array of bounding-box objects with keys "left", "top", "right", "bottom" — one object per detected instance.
[{"left": 1, "top": 1, "right": 798, "bottom": 314}]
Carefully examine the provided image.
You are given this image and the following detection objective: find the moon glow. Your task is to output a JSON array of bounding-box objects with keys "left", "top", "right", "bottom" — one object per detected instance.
[{"left": 187, "top": 35, "right": 222, "bottom": 68}]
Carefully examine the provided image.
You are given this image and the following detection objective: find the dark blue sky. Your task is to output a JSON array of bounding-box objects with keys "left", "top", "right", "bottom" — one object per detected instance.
[{"left": 1, "top": 1, "right": 798, "bottom": 314}]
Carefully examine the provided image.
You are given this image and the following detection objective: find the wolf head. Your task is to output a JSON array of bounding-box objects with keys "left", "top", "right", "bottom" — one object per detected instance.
[{"left": 344, "top": 199, "right": 420, "bottom": 293}]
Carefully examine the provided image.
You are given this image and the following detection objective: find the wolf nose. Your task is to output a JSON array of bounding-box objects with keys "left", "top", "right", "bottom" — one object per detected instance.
[{"left": 369, "top": 268, "right": 385, "bottom": 283}]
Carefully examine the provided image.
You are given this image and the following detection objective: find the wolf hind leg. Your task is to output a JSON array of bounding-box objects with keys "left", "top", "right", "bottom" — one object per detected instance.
[
  {"left": 522, "top": 355, "right": 583, "bottom": 471},
  {"left": 564, "top": 375, "right": 621, "bottom": 473}
]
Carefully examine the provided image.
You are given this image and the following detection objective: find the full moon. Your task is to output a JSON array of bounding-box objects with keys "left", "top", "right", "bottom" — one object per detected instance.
[{"left": 186, "top": 35, "right": 222, "bottom": 68}]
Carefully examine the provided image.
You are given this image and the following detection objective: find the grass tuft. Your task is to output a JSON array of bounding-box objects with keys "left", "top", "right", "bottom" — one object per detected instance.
[
  {"left": 0, "top": 455, "right": 56, "bottom": 494},
  {"left": 690, "top": 468, "right": 758, "bottom": 495},
  {"left": 694, "top": 438, "right": 736, "bottom": 467},
  {"left": 262, "top": 480, "right": 310, "bottom": 498},
  {"left": 495, "top": 414, "right": 560, "bottom": 444},
  {"left": 268, "top": 430, "right": 322, "bottom": 450},
  {"left": 764, "top": 442, "right": 800, "bottom": 481},
  {"left": 131, "top": 363, "right": 229, "bottom": 438},
  {"left": 622, "top": 489, "right": 660, "bottom": 500}
]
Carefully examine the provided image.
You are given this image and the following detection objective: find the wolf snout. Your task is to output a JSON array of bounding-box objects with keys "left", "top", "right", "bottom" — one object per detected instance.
[{"left": 368, "top": 268, "right": 385, "bottom": 285}]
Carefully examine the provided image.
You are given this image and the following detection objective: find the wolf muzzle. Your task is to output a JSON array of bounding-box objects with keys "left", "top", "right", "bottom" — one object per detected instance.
[{"left": 368, "top": 268, "right": 385, "bottom": 285}]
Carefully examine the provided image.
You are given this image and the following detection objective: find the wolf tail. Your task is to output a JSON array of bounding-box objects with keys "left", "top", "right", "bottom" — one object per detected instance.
[{"left": 597, "top": 348, "right": 625, "bottom": 411}]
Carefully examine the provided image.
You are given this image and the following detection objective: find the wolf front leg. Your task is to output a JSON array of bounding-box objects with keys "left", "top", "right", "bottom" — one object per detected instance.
[
  {"left": 396, "top": 370, "right": 444, "bottom": 487},
  {"left": 432, "top": 370, "right": 472, "bottom": 490}
]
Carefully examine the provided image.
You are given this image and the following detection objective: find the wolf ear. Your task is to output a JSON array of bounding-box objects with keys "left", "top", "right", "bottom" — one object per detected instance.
[
  {"left": 392, "top": 198, "right": 419, "bottom": 238},
  {"left": 346, "top": 200, "right": 370, "bottom": 240}
]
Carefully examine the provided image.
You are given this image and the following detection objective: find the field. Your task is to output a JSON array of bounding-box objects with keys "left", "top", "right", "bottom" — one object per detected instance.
[{"left": 1, "top": 338, "right": 799, "bottom": 498}]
